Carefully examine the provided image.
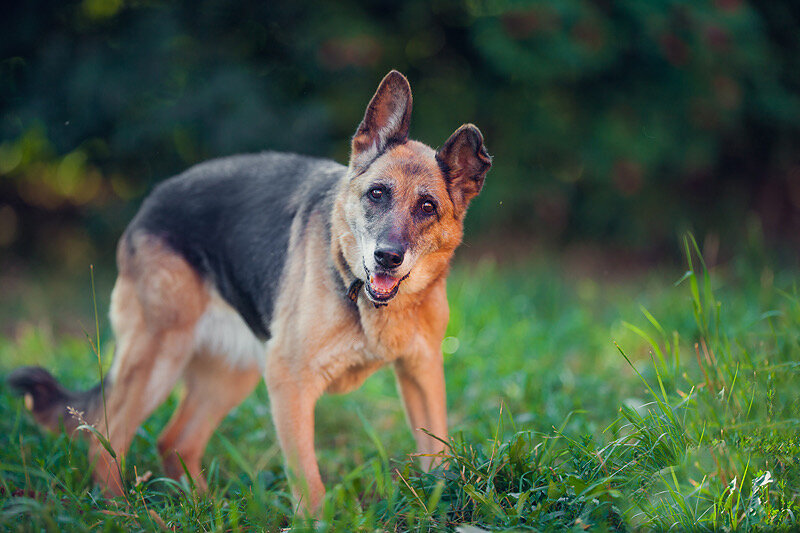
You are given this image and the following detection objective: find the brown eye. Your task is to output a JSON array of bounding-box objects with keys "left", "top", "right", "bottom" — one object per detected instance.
[
  {"left": 368, "top": 187, "right": 384, "bottom": 201},
  {"left": 421, "top": 200, "right": 436, "bottom": 214}
]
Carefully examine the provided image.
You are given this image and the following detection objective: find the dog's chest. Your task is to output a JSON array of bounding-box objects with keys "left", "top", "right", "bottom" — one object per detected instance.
[
  {"left": 318, "top": 311, "right": 424, "bottom": 394},
  {"left": 358, "top": 302, "right": 430, "bottom": 359}
]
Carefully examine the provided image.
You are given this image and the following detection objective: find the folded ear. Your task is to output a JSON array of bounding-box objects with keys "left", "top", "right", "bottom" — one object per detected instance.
[
  {"left": 436, "top": 124, "right": 492, "bottom": 214},
  {"left": 350, "top": 70, "right": 412, "bottom": 172}
]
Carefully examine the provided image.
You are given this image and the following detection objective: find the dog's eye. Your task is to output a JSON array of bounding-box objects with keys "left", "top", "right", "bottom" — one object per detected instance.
[
  {"left": 420, "top": 200, "right": 436, "bottom": 214},
  {"left": 368, "top": 187, "right": 385, "bottom": 201}
]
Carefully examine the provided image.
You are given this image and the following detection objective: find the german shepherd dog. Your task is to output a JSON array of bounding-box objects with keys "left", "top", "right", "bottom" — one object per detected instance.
[{"left": 9, "top": 71, "right": 491, "bottom": 510}]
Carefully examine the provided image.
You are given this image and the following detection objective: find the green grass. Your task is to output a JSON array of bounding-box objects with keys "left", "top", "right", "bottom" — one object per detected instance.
[{"left": 1, "top": 238, "right": 799, "bottom": 531}]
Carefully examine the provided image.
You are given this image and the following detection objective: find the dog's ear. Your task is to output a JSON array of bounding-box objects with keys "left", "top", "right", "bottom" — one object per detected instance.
[
  {"left": 436, "top": 124, "right": 492, "bottom": 214},
  {"left": 350, "top": 70, "right": 412, "bottom": 172}
]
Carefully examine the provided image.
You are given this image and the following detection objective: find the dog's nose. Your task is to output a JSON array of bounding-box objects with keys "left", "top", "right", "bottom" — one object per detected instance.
[{"left": 374, "top": 248, "right": 404, "bottom": 269}]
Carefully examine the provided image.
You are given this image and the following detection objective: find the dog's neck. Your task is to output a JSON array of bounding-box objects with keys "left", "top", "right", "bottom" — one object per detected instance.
[
  {"left": 330, "top": 235, "right": 377, "bottom": 309},
  {"left": 328, "top": 202, "right": 365, "bottom": 307}
]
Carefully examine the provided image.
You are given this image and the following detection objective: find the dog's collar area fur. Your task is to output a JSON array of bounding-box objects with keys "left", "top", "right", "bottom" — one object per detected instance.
[{"left": 347, "top": 278, "right": 363, "bottom": 303}]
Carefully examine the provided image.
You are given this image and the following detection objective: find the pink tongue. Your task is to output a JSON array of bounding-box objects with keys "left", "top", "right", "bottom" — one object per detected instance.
[{"left": 370, "top": 274, "right": 399, "bottom": 294}]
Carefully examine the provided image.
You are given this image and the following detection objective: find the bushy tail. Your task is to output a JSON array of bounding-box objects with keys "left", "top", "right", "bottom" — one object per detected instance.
[{"left": 7, "top": 366, "right": 102, "bottom": 433}]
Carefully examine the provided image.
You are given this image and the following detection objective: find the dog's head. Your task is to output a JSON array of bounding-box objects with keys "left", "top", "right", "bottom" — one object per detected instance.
[{"left": 340, "top": 71, "right": 491, "bottom": 305}]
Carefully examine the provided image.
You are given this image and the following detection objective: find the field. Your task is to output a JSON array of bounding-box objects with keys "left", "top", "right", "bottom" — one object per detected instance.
[{"left": 1, "top": 238, "right": 799, "bottom": 531}]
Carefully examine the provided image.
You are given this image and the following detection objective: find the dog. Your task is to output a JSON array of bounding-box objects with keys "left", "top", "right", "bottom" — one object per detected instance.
[{"left": 9, "top": 70, "right": 491, "bottom": 511}]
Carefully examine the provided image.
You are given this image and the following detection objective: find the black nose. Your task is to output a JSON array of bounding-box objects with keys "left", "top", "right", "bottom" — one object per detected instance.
[{"left": 374, "top": 248, "right": 404, "bottom": 269}]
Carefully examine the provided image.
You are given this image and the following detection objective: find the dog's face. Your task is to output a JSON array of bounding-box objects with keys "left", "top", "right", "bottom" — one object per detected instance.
[{"left": 341, "top": 71, "right": 492, "bottom": 304}]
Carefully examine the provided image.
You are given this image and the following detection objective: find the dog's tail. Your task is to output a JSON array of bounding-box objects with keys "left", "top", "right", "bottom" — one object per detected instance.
[{"left": 7, "top": 366, "right": 103, "bottom": 433}]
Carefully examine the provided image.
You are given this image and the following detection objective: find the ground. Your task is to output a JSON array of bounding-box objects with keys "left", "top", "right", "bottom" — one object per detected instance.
[{"left": 1, "top": 239, "right": 798, "bottom": 531}]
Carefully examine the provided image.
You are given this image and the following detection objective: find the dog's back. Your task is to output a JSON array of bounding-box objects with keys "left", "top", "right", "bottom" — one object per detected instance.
[{"left": 125, "top": 151, "right": 346, "bottom": 338}]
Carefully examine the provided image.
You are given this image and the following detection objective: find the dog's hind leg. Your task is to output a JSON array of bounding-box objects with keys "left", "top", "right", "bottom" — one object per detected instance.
[
  {"left": 157, "top": 356, "right": 261, "bottom": 490},
  {"left": 92, "top": 327, "right": 195, "bottom": 495},
  {"left": 90, "top": 237, "right": 208, "bottom": 495}
]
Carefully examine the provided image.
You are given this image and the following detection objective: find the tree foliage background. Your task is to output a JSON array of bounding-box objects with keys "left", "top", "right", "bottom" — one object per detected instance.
[{"left": 1, "top": 0, "right": 799, "bottom": 269}]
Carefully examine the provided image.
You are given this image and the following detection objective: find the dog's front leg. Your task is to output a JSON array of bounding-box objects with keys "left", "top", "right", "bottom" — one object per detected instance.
[
  {"left": 266, "top": 361, "right": 325, "bottom": 513},
  {"left": 394, "top": 351, "right": 448, "bottom": 470}
]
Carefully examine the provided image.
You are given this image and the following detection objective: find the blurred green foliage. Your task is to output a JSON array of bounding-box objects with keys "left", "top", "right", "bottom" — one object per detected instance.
[{"left": 1, "top": 0, "right": 799, "bottom": 263}]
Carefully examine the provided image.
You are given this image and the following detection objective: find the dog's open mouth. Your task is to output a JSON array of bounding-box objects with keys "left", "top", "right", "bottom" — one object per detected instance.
[{"left": 365, "top": 272, "right": 403, "bottom": 303}]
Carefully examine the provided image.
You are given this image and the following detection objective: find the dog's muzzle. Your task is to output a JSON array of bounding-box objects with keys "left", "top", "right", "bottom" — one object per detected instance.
[{"left": 350, "top": 265, "right": 409, "bottom": 306}]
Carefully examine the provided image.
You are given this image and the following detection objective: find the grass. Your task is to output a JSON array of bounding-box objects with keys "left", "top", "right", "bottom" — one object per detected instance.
[{"left": 1, "top": 237, "right": 799, "bottom": 531}]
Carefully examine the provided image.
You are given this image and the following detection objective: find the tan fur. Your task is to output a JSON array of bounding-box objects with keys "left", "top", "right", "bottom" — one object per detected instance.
[
  {"left": 95, "top": 235, "right": 209, "bottom": 493},
  {"left": 158, "top": 355, "right": 261, "bottom": 489},
  {"left": 75, "top": 72, "right": 489, "bottom": 513}
]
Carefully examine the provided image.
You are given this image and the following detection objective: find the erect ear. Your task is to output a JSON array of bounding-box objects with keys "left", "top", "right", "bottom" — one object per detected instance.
[
  {"left": 350, "top": 70, "right": 412, "bottom": 172},
  {"left": 436, "top": 124, "right": 492, "bottom": 214}
]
